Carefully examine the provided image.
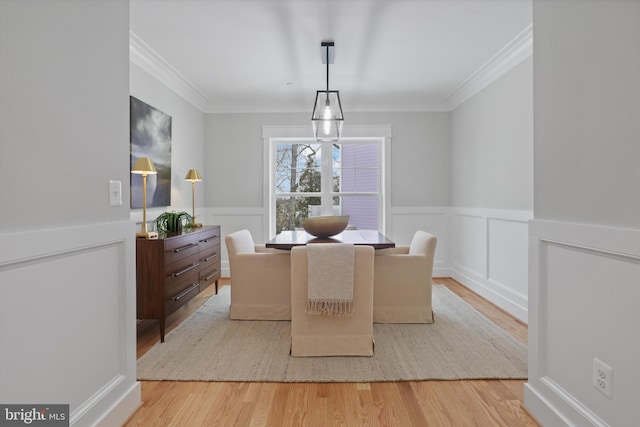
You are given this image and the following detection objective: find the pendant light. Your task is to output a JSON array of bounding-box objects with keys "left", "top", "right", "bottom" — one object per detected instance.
[{"left": 311, "top": 41, "right": 344, "bottom": 141}]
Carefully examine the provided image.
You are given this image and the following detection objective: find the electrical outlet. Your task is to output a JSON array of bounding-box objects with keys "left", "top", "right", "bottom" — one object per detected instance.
[{"left": 593, "top": 357, "right": 613, "bottom": 398}]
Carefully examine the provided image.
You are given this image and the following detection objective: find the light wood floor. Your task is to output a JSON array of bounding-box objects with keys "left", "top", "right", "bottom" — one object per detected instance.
[{"left": 126, "top": 278, "right": 539, "bottom": 426}]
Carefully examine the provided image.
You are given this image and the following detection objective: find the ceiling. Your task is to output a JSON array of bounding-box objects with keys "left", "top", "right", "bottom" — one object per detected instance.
[{"left": 130, "top": 0, "right": 532, "bottom": 113}]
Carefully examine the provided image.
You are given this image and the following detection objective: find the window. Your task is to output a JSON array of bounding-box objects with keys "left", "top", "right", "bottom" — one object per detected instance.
[{"left": 271, "top": 139, "right": 383, "bottom": 234}]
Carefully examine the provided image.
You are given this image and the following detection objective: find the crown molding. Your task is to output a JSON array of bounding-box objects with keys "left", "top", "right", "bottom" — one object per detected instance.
[
  {"left": 204, "top": 99, "right": 451, "bottom": 114},
  {"left": 205, "top": 102, "right": 308, "bottom": 114},
  {"left": 344, "top": 99, "right": 451, "bottom": 113},
  {"left": 446, "top": 24, "right": 533, "bottom": 111},
  {"left": 129, "top": 31, "right": 209, "bottom": 111},
  {"left": 130, "top": 25, "right": 532, "bottom": 114}
]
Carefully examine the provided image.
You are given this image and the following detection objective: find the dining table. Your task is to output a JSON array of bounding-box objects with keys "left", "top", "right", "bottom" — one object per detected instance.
[{"left": 265, "top": 229, "right": 395, "bottom": 250}]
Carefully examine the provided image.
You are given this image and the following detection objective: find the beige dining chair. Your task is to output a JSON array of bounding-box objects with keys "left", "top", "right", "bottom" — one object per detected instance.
[
  {"left": 373, "top": 230, "right": 437, "bottom": 323},
  {"left": 225, "top": 229, "right": 291, "bottom": 320},
  {"left": 290, "top": 244, "right": 375, "bottom": 357}
]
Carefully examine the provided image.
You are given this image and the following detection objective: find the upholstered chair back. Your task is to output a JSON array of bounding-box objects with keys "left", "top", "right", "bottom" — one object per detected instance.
[
  {"left": 225, "top": 229, "right": 256, "bottom": 254},
  {"left": 408, "top": 230, "right": 437, "bottom": 256},
  {"left": 290, "top": 244, "right": 375, "bottom": 356}
]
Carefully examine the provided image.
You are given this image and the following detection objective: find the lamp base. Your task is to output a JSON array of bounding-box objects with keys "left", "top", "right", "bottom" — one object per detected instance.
[
  {"left": 191, "top": 223, "right": 203, "bottom": 228},
  {"left": 136, "top": 231, "right": 159, "bottom": 239}
]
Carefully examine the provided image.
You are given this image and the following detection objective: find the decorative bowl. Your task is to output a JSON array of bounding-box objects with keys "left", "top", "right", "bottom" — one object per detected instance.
[{"left": 301, "top": 215, "right": 350, "bottom": 238}]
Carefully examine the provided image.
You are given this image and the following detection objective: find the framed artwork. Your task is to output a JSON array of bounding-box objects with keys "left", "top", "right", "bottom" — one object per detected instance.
[{"left": 130, "top": 96, "right": 172, "bottom": 208}]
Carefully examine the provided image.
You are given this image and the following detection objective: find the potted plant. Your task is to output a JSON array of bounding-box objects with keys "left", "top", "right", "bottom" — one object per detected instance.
[{"left": 154, "top": 211, "right": 193, "bottom": 233}]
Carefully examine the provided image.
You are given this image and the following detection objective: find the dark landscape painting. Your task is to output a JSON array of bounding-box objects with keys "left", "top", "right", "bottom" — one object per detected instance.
[{"left": 130, "top": 96, "right": 172, "bottom": 208}]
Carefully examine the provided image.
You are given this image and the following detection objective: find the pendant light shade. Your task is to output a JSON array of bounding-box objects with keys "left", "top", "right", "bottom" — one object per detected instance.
[{"left": 311, "top": 41, "right": 344, "bottom": 141}]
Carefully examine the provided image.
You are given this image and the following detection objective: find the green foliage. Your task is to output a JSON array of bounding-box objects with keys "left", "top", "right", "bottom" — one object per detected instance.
[
  {"left": 154, "top": 211, "right": 193, "bottom": 233},
  {"left": 275, "top": 144, "right": 323, "bottom": 234},
  {"left": 276, "top": 195, "right": 321, "bottom": 234},
  {"left": 274, "top": 143, "right": 343, "bottom": 234}
]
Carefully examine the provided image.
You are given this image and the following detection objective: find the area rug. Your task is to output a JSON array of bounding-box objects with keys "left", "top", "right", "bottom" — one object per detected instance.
[{"left": 137, "top": 285, "right": 527, "bottom": 382}]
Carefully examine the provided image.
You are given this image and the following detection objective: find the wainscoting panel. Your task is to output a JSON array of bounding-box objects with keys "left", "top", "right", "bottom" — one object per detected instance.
[
  {"left": 451, "top": 211, "right": 486, "bottom": 279},
  {"left": 0, "top": 221, "right": 140, "bottom": 426},
  {"left": 450, "top": 208, "right": 532, "bottom": 322},
  {"left": 487, "top": 217, "right": 528, "bottom": 309},
  {"left": 388, "top": 207, "right": 449, "bottom": 277},
  {"left": 526, "top": 219, "right": 640, "bottom": 427}
]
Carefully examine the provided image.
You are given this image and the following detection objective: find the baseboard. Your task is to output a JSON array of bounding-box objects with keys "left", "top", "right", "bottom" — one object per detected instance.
[
  {"left": 523, "top": 384, "right": 573, "bottom": 427},
  {"left": 95, "top": 382, "right": 141, "bottom": 427},
  {"left": 451, "top": 267, "right": 527, "bottom": 323},
  {"left": 432, "top": 267, "right": 451, "bottom": 278}
]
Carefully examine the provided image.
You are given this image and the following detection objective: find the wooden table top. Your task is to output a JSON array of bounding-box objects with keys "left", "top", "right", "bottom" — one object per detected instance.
[{"left": 265, "top": 229, "right": 395, "bottom": 250}]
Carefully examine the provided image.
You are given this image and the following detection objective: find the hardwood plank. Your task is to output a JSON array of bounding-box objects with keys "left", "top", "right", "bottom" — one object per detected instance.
[
  {"left": 370, "top": 382, "right": 414, "bottom": 426},
  {"left": 246, "top": 383, "right": 277, "bottom": 427},
  {"left": 418, "top": 380, "right": 477, "bottom": 426},
  {"left": 306, "top": 384, "right": 329, "bottom": 427},
  {"left": 125, "top": 278, "right": 539, "bottom": 427},
  {"left": 398, "top": 382, "right": 430, "bottom": 427},
  {"left": 264, "top": 383, "right": 289, "bottom": 427},
  {"left": 345, "top": 383, "right": 378, "bottom": 426},
  {"left": 281, "top": 383, "right": 310, "bottom": 427}
]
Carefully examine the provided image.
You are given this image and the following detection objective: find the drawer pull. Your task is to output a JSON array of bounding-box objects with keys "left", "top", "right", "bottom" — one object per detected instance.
[
  {"left": 205, "top": 270, "right": 219, "bottom": 281},
  {"left": 172, "top": 262, "right": 200, "bottom": 277},
  {"left": 200, "top": 236, "right": 218, "bottom": 243},
  {"left": 174, "top": 283, "right": 199, "bottom": 301},
  {"left": 173, "top": 243, "right": 197, "bottom": 253},
  {"left": 204, "top": 253, "right": 219, "bottom": 262}
]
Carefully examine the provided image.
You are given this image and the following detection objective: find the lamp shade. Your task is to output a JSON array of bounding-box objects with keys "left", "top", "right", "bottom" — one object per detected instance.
[
  {"left": 131, "top": 157, "right": 157, "bottom": 174},
  {"left": 184, "top": 169, "right": 202, "bottom": 181},
  {"left": 311, "top": 90, "right": 344, "bottom": 141}
]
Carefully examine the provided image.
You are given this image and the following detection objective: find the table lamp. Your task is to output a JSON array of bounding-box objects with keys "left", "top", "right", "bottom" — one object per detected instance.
[
  {"left": 132, "top": 157, "right": 159, "bottom": 239},
  {"left": 184, "top": 168, "right": 203, "bottom": 228}
]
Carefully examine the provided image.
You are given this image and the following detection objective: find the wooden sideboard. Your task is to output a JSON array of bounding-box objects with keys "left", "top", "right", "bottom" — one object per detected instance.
[{"left": 136, "top": 225, "right": 221, "bottom": 342}]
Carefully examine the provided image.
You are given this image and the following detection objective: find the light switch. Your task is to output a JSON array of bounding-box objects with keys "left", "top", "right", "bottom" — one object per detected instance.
[{"left": 109, "top": 180, "right": 122, "bottom": 206}]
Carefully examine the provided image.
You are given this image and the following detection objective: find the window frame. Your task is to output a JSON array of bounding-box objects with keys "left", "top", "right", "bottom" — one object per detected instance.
[{"left": 263, "top": 125, "right": 391, "bottom": 239}]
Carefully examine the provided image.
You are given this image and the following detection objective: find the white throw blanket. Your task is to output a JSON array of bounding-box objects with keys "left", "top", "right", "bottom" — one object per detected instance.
[{"left": 306, "top": 243, "right": 355, "bottom": 316}]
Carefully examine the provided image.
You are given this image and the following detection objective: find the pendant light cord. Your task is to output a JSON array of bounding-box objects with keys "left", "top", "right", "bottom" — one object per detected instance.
[{"left": 326, "top": 44, "right": 330, "bottom": 92}]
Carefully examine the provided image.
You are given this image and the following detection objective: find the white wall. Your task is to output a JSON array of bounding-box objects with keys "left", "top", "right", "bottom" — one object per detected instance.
[
  {"left": 130, "top": 63, "right": 206, "bottom": 227},
  {"left": 0, "top": 1, "right": 139, "bottom": 426},
  {"left": 451, "top": 57, "right": 533, "bottom": 211},
  {"left": 526, "top": 1, "right": 640, "bottom": 426},
  {"left": 203, "top": 112, "right": 451, "bottom": 277},
  {"left": 449, "top": 57, "right": 533, "bottom": 322}
]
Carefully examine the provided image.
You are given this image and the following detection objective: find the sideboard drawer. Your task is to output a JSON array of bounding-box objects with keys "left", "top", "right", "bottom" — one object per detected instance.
[
  {"left": 197, "top": 227, "right": 220, "bottom": 247},
  {"left": 200, "top": 264, "right": 220, "bottom": 291},
  {"left": 166, "top": 278, "right": 200, "bottom": 314},
  {"left": 200, "top": 248, "right": 219, "bottom": 269},
  {"left": 165, "top": 260, "right": 200, "bottom": 292},
  {"left": 164, "top": 252, "right": 200, "bottom": 277},
  {"left": 164, "top": 233, "right": 200, "bottom": 266}
]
